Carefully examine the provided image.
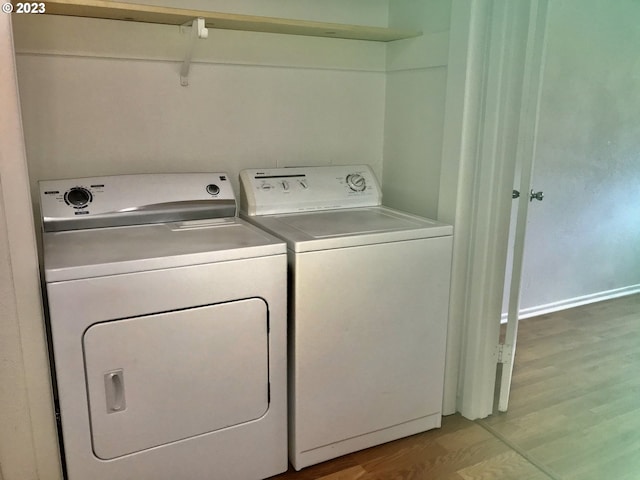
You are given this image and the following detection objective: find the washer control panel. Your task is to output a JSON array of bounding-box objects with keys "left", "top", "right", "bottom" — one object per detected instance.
[
  {"left": 240, "top": 165, "right": 382, "bottom": 216},
  {"left": 345, "top": 173, "right": 367, "bottom": 192},
  {"left": 40, "top": 173, "right": 236, "bottom": 232}
]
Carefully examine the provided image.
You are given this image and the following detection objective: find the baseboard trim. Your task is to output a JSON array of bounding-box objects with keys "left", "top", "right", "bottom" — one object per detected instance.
[{"left": 501, "top": 284, "right": 640, "bottom": 323}]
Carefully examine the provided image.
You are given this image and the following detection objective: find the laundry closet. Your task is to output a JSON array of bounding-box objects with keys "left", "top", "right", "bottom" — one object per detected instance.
[{"left": 6, "top": 1, "right": 454, "bottom": 479}]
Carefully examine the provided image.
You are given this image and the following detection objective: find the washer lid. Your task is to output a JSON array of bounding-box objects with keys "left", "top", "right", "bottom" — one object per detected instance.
[
  {"left": 244, "top": 206, "right": 453, "bottom": 252},
  {"left": 43, "top": 218, "right": 285, "bottom": 282},
  {"left": 281, "top": 208, "right": 423, "bottom": 237}
]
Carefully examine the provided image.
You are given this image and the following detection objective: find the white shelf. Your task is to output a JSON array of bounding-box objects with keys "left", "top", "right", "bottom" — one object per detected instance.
[{"left": 33, "top": 0, "right": 422, "bottom": 42}]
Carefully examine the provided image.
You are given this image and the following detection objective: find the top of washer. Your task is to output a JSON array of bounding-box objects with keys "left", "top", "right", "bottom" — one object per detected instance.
[
  {"left": 242, "top": 206, "right": 452, "bottom": 252},
  {"left": 240, "top": 165, "right": 382, "bottom": 216},
  {"left": 239, "top": 165, "right": 452, "bottom": 252}
]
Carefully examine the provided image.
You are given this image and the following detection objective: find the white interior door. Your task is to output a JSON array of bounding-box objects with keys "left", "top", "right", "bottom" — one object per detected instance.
[{"left": 497, "top": 0, "right": 549, "bottom": 412}]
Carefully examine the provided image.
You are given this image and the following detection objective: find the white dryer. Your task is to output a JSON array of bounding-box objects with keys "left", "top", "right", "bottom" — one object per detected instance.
[
  {"left": 239, "top": 165, "right": 453, "bottom": 470},
  {"left": 39, "top": 173, "right": 288, "bottom": 480}
]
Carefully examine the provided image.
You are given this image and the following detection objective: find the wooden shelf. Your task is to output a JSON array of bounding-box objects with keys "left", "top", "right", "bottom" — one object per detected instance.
[{"left": 31, "top": 0, "right": 422, "bottom": 42}]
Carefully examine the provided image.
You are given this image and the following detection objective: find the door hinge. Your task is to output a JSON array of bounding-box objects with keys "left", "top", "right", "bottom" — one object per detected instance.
[{"left": 496, "top": 343, "right": 513, "bottom": 365}]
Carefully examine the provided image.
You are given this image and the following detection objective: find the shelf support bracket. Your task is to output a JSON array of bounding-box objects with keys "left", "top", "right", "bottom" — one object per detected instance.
[{"left": 180, "top": 17, "right": 208, "bottom": 86}]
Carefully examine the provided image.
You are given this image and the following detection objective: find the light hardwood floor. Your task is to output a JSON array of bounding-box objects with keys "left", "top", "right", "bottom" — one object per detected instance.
[
  {"left": 270, "top": 294, "right": 640, "bottom": 479},
  {"left": 480, "top": 293, "right": 640, "bottom": 480}
]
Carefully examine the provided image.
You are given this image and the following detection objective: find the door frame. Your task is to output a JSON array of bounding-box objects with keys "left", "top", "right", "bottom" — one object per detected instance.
[
  {"left": 439, "top": 0, "right": 549, "bottom": 419},
  {"left": 0, "top": 12, "right": 63, "bottom": 480}
]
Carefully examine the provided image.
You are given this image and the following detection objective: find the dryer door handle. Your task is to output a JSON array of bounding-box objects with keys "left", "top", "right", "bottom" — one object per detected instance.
[{"left": 104, "top": 369, "right": 127, "bottom": 413}]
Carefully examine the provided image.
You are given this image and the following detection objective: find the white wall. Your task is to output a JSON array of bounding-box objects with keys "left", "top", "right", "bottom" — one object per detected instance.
[
  {"left": 13, "top": 1, "right": 388, "bottom": 202},
  {"left": 384, "top": 0, "right": 451, "bottom": 219},
  {"left": 515, "top": 0, "right": 640, "bottom": 317}
]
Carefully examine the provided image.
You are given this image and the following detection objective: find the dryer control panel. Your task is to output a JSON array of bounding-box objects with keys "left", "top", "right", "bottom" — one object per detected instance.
[
  {"left": 40, "top": 173, "right": 236, "bottom": 232},
  {"left": 240, "top": 165, "right": 382, "bottom": 216}
]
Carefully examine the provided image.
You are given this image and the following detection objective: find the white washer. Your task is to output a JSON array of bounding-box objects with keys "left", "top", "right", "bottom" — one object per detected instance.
[
  {"left": 40, "top": 173, "right": 288, "bottom": 480},
  {"left": 240, "top": 165, "right": 453, "bottom": 470}
]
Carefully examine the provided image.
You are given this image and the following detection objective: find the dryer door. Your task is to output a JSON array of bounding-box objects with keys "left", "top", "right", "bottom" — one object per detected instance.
[{"left": 83, "top": 298, "right": 269, "bottom": 459}]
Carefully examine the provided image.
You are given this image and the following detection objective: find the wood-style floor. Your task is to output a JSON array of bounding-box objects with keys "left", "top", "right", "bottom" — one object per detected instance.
[
  {"left": 270, "top": 293, "right": 640, "bottom": 480},
  {"left": 480, "top": 293, "right": 640, "bottom": 480}
]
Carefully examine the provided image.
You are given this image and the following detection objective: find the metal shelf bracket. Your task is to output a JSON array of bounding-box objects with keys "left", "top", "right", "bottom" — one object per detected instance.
[{"left": 180, "top": 17, "right": 208, "bottom": 86}]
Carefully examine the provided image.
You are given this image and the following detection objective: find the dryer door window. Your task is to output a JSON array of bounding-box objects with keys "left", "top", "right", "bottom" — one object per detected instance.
[{"left": 83, "top": 298, "right": 269, "bottom": 460}]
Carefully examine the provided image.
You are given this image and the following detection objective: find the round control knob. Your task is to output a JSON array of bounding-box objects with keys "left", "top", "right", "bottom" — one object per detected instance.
[
  {"left": 64, "top": 187, "right": 92, "bottom": 208},
  {"left": 346, "top": 173, "right": 366, "bottom": 192},
  {"left": 206, "top": 184, "right": 220, "bottom": 196}
]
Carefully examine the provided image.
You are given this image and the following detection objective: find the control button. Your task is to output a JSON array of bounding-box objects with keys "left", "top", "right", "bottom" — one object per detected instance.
[
  {"left": 206, "top": 184, "right": 220, "bottom": 196},
  {"left": 281, "top": 181, "right": 290, "bottom": 191},
  {"left": 260, "top": 183, "right": 274, "bottom": 190},
  {"left": 346, "top": 173, "right": 366, "bottom": 192},
  {"left": 64, "top": 187, "right": 92, "bottom": 208},
  {"left": 298, "top": 180, "right": 308, "bottom": 189}
]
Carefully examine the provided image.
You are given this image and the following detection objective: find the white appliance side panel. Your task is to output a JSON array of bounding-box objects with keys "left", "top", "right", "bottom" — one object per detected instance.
[
  {"left": 83, "top": 299, "right": 269, "bottom": 459},
  {"left": 290, "top": 237, "right": 452, "bottom": 454}
]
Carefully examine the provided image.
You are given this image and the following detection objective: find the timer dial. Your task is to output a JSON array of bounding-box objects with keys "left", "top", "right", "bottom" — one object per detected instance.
[
  {"left": 346, "top": 173, "right": 366, "bottom": 192},
  {"left": 64, "top": 187, "right": 92, "bottom": 208},
  {"left": 206, "top": 184, "right": 220, "bottom": 196}
]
